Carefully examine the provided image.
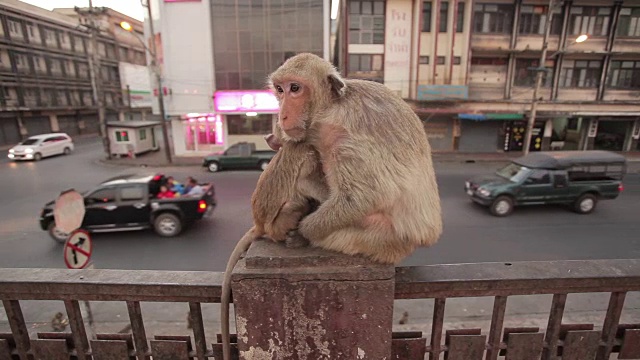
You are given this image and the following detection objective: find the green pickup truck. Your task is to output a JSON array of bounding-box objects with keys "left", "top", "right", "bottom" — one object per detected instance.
[
  {"left": 202, "top": 142, "right": 276, "bottom": 172},
  {"left": 465, "top": 150, "right": 626, "bottom": 216}
]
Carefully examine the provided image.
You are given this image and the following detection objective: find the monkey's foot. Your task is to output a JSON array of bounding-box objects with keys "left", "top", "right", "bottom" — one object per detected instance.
[{"left": 285, "top": 230, "right": 310, "bottom": 249}]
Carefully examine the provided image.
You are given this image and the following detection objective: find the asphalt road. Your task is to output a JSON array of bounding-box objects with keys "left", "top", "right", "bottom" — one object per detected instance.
[
  {"left": 1, "top": 138, "right": 639, "bottom": 339},
  {"left": 0, "top": 138, "right": 639, "bottom": 271}
]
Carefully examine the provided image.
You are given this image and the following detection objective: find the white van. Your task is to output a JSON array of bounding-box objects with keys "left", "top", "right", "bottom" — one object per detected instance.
[{"left": 7, "top": 133, "right": 74, "bottom": 161}]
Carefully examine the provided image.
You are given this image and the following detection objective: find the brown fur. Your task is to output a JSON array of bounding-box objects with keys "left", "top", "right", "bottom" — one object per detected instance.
[
  {"left": 220, "top": 127, "right": 328, "bottom": 360},
  {"left": 268, "top": 52, "right": 443, "bottom": 265}
]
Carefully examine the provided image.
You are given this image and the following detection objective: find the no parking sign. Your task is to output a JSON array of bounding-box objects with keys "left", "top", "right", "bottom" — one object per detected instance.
[{"left": 64, "top": 229, "right": 92, "bottom": 269}]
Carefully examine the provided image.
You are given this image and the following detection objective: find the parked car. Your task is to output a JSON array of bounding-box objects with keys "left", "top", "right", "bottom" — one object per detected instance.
[
  {"left": 202, "top": 142, "right": 277, "bottom": 172},
  {"left": 8, "top": 133, "right": 74, "bottom": 161},
  {"left": 40, "top": 173, "right": 217, "bottom": 242},
  {"left": 465, "top": 150, "right": 626, "bottom": 217}
]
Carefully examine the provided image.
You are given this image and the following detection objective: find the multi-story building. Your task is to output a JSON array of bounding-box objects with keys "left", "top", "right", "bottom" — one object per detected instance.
[
  {"left": 335, "top": 0, "right": 640, "bottom": 153},
  {"left": 153, "top": 0, "right": 330, "bottom": 156},
  {"left": 0, "top": 0, "right": 150, "bottom": 147}
]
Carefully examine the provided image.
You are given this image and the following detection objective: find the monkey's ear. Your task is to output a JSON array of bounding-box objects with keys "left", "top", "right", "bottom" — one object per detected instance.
[{"left": 328, "top": 74, "right": 346, "bottom": 98}]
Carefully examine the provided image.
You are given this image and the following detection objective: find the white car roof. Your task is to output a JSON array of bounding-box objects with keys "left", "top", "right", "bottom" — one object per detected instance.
[{"left": 27, "top": 133, "right": 70, "bottom": 139}]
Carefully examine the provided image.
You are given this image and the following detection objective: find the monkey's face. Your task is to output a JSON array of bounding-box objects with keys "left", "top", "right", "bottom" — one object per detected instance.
[{"left": 273, "top": 80, "right": 311, "bottom": 142}]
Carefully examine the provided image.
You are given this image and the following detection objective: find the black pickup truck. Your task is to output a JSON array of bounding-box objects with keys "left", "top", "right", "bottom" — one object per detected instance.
[{"left": 40, "top": 173, "right": 217, "bottom": 242}]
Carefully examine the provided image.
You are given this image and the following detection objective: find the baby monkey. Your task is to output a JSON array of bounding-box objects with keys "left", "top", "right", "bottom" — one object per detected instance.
[{"left": 220, "top": 126, "right": 328, "bottom": 360}]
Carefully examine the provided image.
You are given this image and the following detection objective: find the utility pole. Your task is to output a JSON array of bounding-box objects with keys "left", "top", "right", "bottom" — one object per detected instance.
[
  {"left": 144, "top": 0, "right": 172, "bottom": 163},
  {"left": 523, "top": 0, "right": 555, "bottom": 155},
  {"left": 77, "top": 1, "right": 111, "bottom": 159}
]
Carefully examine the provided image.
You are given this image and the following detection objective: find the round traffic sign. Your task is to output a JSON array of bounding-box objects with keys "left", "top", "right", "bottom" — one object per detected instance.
[
  {"left": 54, "top": 189, "right": 85, "bottom": 234},
  {"left": 64, "top": 229, "right": 92, "bottom": 269}
]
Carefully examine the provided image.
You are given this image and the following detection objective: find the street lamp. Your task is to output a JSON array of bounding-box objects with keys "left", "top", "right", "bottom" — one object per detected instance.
[
  {"left": 119, "top": 19, "right": 172, "bottom": 164},
  {"left": 522, "top": 0, "right": 588, "bottom": 155}
]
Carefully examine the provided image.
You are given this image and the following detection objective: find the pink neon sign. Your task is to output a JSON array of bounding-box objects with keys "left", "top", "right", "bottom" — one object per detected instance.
[{"left": 214, "top": 90, "right": 280, "bottom": 113}]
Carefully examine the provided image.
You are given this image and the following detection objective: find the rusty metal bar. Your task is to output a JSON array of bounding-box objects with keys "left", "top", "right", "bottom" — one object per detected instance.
[
  {"left": 127, "top": 301, "right": 151, "bottom": 360},
  {"left": 395, "top": 260, "right": 640, "bottom": 299},
  {"left": 485, "top": 296, "right": 507, "bottom": 360},
  {"left": 64, "top": 300, "right": 90, "bottom": 360},
  {"left": 428, "top": 298, "right": 446, "bottom": 360},
  {"left": 596, "top": 292, "right": 626, "bottom": 360},
  {"left": 189, "top": 302, "right": 208, "bottom": 360},
  {"left": 2, "top": 300, "right": 30, "bottom": 360},
  {"left": 542, "top": 293, "right": 567, "bottom": 360},
  {"left": 0, "top": 269, "right": 224, "bottom": 302}
]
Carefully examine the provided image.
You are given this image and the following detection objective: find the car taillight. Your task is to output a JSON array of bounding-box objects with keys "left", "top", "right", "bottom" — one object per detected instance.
[
  {"left": 197, "top": 200, "right": 207, "bottom": 213},
  {"left": 618, "top": 183, "right": 624, "bottom": 192}
]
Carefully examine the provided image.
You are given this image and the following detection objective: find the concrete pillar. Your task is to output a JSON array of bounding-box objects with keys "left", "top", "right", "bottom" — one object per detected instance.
[
  {"left": 231, "top": 240, "right": 395, "bottom": 359},
  {"left": 626, "top": 120, "right": 640, "bottom": 152},
  {"left": 118, "top": 111, "right": 126, "bottom": 122},
  {"left": 542, "top": 119, "right": 553, "bottom": 151},
  {"left": 585, "top": 118, "right": 598, "bottom": 151},
  {"left": 49, "top": 114, "right": 60, "bottom": 132},
  {"left": 16, "top": 115, "right": 28, "bottom": 137},
  {"left": 141, "top": 111, "right": 147, "bottom": 121}
]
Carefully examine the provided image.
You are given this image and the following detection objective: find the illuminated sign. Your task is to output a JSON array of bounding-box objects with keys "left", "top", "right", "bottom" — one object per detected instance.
[{"left": 214, "top": 90, "right": 280, "bottom": 113}]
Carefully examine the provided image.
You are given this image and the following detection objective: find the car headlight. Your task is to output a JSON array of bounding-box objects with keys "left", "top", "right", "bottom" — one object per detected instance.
[
  {"left": 477, "top": 187, "right": 492, "bottom": 197},
  {"left": 9, "top": 149, "right": 14, "bottom": 153},
  {"left": 25, "top": 148, "right": 34, "bottom": 154}
]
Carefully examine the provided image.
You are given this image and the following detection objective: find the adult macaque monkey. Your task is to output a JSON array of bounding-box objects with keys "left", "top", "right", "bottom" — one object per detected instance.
[
  {"left": 268, "top": 52, "right": 443, "bottom": 264},
  {"left": 220, "top": 125, "right": 328, "bottom": 360}
]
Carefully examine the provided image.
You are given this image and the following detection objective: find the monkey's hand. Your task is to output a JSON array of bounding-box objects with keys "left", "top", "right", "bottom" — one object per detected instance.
[
  {"left": 298, "top": 192, "right": 368, "bottom": 242},
  {"left": 285, "top": 230, "right": 310, "bottom": 248},
  {"left": 264, "top": 133, "right": 282, "bottom": 151}
]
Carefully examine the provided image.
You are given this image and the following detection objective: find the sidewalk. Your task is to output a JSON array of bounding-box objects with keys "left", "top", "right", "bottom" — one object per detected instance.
[{"left": 98, "top": 147, "right": 640, "bottom": 168}]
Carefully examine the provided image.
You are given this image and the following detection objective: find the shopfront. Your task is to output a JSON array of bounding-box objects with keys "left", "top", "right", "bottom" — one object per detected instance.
[
  {"left": 173, "top": 90, "right": 280, "bottom": 156},
  {"left": 457, "top": 113, "right": 525, "bottom": 152}
]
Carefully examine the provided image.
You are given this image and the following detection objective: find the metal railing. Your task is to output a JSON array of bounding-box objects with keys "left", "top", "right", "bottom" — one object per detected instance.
[
  {"left": 394, "top": 259, "right": 640, "bottom": 360},
  {"left": 1, "top": 259, "right": 639, "bottom": 359},
  {"left": 0, "top": 268, "right": 224, "bottom": 359}
]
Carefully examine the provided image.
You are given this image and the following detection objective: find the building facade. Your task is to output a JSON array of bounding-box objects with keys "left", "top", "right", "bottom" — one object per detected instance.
[
  {"left": 335, "top": 0, "right": 640, "bottom": 153},
  {"left": 154, "top": 0, "right": 330, "bottom": 156},
  {"left": 0, "top": 0, "right": 150, "bottom": 147}
]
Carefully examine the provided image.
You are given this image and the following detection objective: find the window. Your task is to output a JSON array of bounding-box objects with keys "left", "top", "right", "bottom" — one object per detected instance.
[
  {"left": 519, "top": 5, "right": 562, "bottom": 35},
  {"left": 27, "top": 24, "right": 36, "bottom": 39},
  {"left": 50, "top": 58, "right": 62, "bottom": 74},
  {"left": 569, "top": 6, "right": 610, "bottom": 36},
  {"left": 559, "top": 60, "right": 601, "bottom": 88},
  {"left": 608, "top": 61, "right": 640, "bottom": 89},
  {"left": 349, "top": 0, "right": 385, "bottom": 44},
  {"left": 474, "top": 4, "right": 513, "bottom": 34},
  {"left": 453, "top": 56, "right": 461, "bottom": 65},
  {"left": 471, "top": 57, "right": 508, "bottom": 65},
  {"left": 120, "top": 186, "right": 145, "bottom": 201},
  {"left": 436, "top": 56, "right": 446, "bottom": 65},
  {"left": 8, "top": 20, "right": 22, "bottom": 37},
  {"left": 57, "top": 91, "right": 68, "bottom": 106},
  {"left": 456, "top": 2, "right": 465, "bottom": 32},
  {"left": 514, "top": 58, "right": 554, "bottom": 87},
  {"left": 419, "top": 56, "right": 430, "bottom": 64},
  {"left": 139, "top": 129, "right": 147, "bottom": 140},
  {"left": 617, "top": 8, "right": 640, "bottom": 37},
  {"left": 87, "top": 188, "right": 116, "bottom": 203},
  {"left": 439, "top": 2, "right": 449, "bottom": 32},
  {"left": 422, "top": 2, "right": 432, "bottom": 32},
  {"left": 349, "top": 54, "right": 384, "bottom": 72},
  {"left": 228, "top": 114, "right": 273, "bottom": 135},
  {"left": 116, "top": 131, "right": 130, "bottom": 142},
  {"left": 525, "top": 170, "right": 551, "bottom": 185}
]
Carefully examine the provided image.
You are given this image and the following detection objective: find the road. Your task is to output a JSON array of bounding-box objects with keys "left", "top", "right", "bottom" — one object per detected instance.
[
  {"left": 0, "top": 138, "right": 639, "bottom": 338},
  {"left": 0, "top": 138, "right": 639, "bottom": 271}
]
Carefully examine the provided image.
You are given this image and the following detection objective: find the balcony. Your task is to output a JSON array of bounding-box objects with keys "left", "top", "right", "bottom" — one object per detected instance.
[{"left": 1, "top": 239, "right": 639, "bottom": 359}]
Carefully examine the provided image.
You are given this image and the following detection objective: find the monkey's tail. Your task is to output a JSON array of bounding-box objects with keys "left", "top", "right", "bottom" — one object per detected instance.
[{"left": 221, "top": 227, "right": 258, "bottom": 360}]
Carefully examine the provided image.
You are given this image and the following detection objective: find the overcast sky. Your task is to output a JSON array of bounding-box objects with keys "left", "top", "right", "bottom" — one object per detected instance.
[{"left": 19, "top": 0, "right": 145, "bottom": 21}]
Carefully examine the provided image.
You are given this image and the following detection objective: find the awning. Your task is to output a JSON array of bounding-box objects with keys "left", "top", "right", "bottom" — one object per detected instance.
[{"left": 458, "top": 113, "right": 524, "bottom": 121}]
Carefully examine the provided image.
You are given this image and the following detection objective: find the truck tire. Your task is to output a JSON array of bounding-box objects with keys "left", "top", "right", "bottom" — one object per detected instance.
[
  {"left": 47, "top": 222, "right": 69, "bottom": 244},
  {"left": 490, "top": 196, "right": 514, "bottom": 217},
  {"left": 573, "top": 193, "right": 597, "bottom": 214},
  {"left": 154, "top": 213, "right": 183, "bottom": 237},
  {"left": 259, "top": 160, "right": 270, "bottom": 171},
  {"left": 207, "top": 161, "right": 220, "bottom": 172}
]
